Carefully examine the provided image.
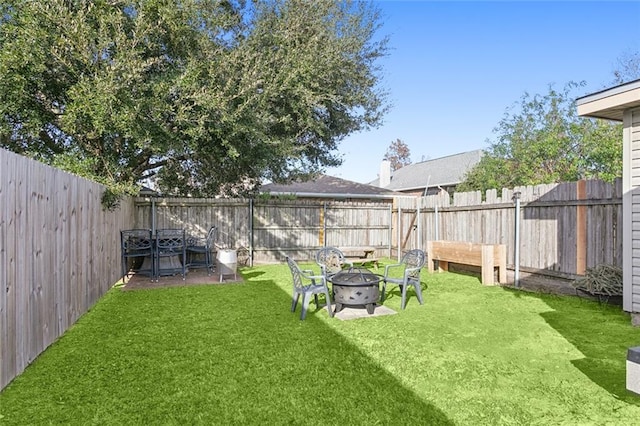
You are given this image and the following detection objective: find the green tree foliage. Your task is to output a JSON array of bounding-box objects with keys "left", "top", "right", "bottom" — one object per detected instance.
[
  {"left": 0, "top": 0, "right": 388, "bottom": 199},
  {"left": 383, "top": 138, "right": 411, "bottom": 171},
  {"left": 458, "top": 82, "right": 622, "bottom": 193}
]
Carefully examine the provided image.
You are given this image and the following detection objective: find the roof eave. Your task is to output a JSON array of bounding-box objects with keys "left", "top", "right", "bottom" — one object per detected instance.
[
  {"left": 576, "top": 79, "right": 640, "bottom": 121},
  {"left": 389, "top": 181, "right": 462, "bottom": 192},
  {"left": 263, "top": 191, "right": 404, "bottom": 200}
]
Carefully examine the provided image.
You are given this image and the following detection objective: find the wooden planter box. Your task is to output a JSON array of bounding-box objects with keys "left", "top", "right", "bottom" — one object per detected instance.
[{"left": 426, "top": 240, "right": 507, "bottom": 285}]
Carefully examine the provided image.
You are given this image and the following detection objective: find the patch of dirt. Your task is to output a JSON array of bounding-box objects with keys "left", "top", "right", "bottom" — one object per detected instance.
[
  {"left": 506, "top": 272, "right": 578, "bottom": 296},
  {"left": 448, "top": 264, "right": 623, "bottom": 305}
]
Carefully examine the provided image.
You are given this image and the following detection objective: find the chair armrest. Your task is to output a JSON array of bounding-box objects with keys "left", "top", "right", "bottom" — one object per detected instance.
[
  {"left": 343, "top": 259, "right": 354, "bottom": 268},
  {"left": 301, "top": 269, "right": 326, "bottom": 283},
  {"left": 383, "top": 263, "right": 402, "bottom": 277},
  {"left": 308, "top": 275, "right": 326, "bottom": 287}
]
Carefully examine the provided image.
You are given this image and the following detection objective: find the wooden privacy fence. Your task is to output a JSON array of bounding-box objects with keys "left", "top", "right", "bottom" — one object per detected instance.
[
  {"left": 136, "top": 178, "right": 622, "bottom": 280},
  {"left": 2, "top": 145, "right": 623, "bottom": 393},
  {"left": 133, "top": 198, "right": 395, "bottom": 264},
  {"left": 395, "top": 179, "right": 622, "bottom": 279},
  {"left": 1, "top": 149, "right": 135, "bottom": 390}
]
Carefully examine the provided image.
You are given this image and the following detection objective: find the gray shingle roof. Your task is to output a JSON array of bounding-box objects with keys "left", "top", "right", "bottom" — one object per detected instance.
[
  {"left": 378, "top": 149, "right": 483, "bottom": 190},
  {"left": 261, "top": 174, "right": 403, "bottom": 198}
]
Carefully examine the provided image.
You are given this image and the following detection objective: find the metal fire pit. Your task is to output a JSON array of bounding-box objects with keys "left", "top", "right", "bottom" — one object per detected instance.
[{"left": 330, "top": 267, "right": 382, "bottom": 315}]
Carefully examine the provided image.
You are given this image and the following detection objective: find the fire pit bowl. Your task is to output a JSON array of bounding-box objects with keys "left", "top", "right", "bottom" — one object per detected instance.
[{"left": 330, "top": 267, "right": 382, "bottom": 314}]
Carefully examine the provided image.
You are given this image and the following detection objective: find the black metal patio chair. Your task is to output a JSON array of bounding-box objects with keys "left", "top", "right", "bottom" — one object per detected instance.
[
  {"left": 186, "top": 225, "right": 217, "bottom": 276},
  {"left": 120, "top": 229, "right": 153, "bottom": 283},
  {"left": 154, "top": 228, "right": 187, "bottom": 282}
]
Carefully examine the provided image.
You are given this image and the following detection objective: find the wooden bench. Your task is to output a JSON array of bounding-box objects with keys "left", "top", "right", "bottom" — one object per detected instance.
[
  {"left": 426, "top": 240, "right": 506, "bottom": 285},
  {"left": 339, "top": 246, "right": 379, "bottom": 269}
]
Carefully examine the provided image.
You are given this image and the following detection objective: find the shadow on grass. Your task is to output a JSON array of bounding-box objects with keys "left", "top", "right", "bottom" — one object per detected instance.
[
  {"left": 239, "top": 269, "right": 265, "bottom": 279},
  {"left": 0, "top": 277, "right": 453, "bottom": 425},
  {"left": 502, "top": 287, "right": 640, "bottom": 405},
  {"left": 381, "top": 280, "right": 429, "bottom": 308},
  {"left": 213, "top": 278, "right": 453, "bottom": 424}
]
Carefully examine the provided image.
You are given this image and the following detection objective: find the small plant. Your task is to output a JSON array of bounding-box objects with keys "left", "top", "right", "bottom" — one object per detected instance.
[
  {"left": 572, "top": 264, "right": 623, "bottom": 296},
  {"left": 101, "top": 183, "right": 139, "bottom": 211}
]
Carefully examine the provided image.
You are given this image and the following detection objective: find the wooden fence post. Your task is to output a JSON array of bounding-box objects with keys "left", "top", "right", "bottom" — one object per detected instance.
[
  {"left": 576, "top": 179, "right": 587, "bottom": 275},
  {"left": 319, "top": 202, "right": 325, "bottom": 247}
]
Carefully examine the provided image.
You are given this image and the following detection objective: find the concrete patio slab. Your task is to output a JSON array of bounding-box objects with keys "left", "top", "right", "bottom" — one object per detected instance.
[
  {"left": 333, "top": 304, "right": 397, "bottom": 321},
  {"left": 121, "top": 268, "right": 243, "bottom": 290}
]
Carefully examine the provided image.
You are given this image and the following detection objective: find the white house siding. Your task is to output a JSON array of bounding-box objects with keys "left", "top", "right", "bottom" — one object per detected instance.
[
  {"left": 576, "top": 79, "right": 640, "bottom": 320},
  {"left": 629, "top": 107, "right": 640, "bottom": 313}
]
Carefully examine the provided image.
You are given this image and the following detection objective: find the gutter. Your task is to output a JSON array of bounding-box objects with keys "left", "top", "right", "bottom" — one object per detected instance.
[
  {"left": 576, "top": 78, "right": 640, "bottom": 106},
  {"left": 264, "top": 191, "right": 405, "bottom": 200},
  {"left": 389, "top": 181, "right": 462, "bottom": 192}
]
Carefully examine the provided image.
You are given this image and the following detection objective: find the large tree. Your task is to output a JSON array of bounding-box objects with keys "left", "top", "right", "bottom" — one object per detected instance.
[
  {"left": 0, "top": 0, "right": 388, "bottom": 202},
  {"left": 458, "top": 82, "right": 622, "bottom": 193}
]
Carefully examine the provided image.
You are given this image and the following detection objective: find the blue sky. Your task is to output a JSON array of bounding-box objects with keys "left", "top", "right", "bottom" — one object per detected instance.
[{"left": 326, "top": 0, "right": 640, "bottom": 183}]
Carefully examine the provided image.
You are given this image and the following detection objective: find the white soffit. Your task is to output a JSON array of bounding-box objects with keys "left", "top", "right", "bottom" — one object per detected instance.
[{"left": 576, "top": 79, "right": 640, "bottom": 121}]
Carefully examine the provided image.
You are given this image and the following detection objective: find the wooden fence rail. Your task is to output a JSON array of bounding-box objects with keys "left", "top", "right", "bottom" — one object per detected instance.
[{"left": 1, "top": 145, "right": 623, "bottom": 390}]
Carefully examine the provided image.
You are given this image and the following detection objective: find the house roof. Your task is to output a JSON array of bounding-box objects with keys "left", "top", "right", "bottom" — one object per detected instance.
[
  {"left": 261, "top": 174, "right": 404, "bottom": 199},
  {"left": 576, "top": 78, "right": 640, "bottom": 121},
  {"left": 373, "top": 149, "right": 484, "bottom": 191}
]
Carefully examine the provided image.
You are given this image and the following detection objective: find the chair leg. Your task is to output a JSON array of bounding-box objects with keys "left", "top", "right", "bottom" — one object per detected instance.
[
  {"left": 300, "top": 293, "right": 311, "bottom": 320},
  {"left": 291, "top": 293, "right": 300, "bottom": 313},
  {"left": 381, "top": 281, "right": 387, "bottom": 303},
  {"left": 400, "top": 284, "right": 407, "bottom": 310},
  {"left": 414, "top": 282, "right": 424, "bottom": 305},
  {"left": 153, "top": 252, "right": 159, "bottom": 282},
  {"left": 324, "top": 289, "right": 334, "bottom": 318},
  {"left": 181, "top": 250, "right": 186, "bottom": 280}
]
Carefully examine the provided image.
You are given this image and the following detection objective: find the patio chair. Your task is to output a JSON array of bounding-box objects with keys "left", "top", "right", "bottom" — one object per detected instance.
[
  {"left": 120, "top": 229, "right": 154, "bottom": 283},
  {"left": 286, "top": 256, "right": 334, "bottom": 320},
  {"left": 186, "top": 225, "right": 217, "bottom": 275},
  {"left": 154, "top": 228, "right": 187, "bottom": 282},
  {"left": 382, "top": 249, "right": 426, "bottom": 310},
  {"left": 315, "top": 247, "right": 353, "bottom": 279}
]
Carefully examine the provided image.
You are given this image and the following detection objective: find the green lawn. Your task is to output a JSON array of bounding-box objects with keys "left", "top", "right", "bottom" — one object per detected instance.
[{"left": 1, "top": 261, "right": 639, "bottom": 425}]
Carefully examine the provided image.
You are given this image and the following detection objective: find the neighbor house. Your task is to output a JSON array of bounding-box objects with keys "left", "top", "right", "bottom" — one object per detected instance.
[
  {"left": 372, "top": 149, "right": 484, "bottom": 196},
  {"left": 260, "top": 174, "right": 405, "bottom": 203},
  {"left": 576, "top": 78, "right": 640, "bottom": 323}
]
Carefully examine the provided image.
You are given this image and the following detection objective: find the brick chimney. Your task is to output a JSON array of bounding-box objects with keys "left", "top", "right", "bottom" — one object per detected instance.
[{"left": 379, "top": 160, "right": 391, "bottom": 188}]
